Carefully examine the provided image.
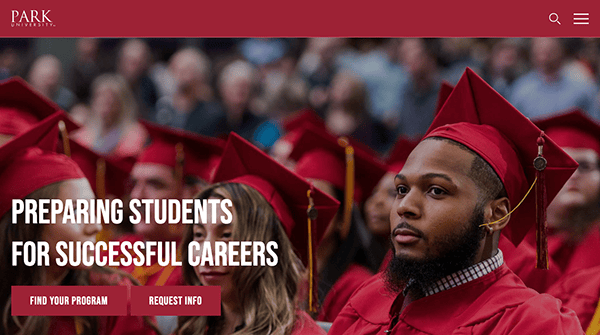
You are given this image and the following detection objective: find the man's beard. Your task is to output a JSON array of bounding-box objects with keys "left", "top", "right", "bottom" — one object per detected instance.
[{"left": 384, "top": 206, "right": 486, "bottom": 294}]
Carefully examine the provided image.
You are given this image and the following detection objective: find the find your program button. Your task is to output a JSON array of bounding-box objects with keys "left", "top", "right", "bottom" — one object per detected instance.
[{"left": 12, "top": 286, "right": 127, "bottom": 316}]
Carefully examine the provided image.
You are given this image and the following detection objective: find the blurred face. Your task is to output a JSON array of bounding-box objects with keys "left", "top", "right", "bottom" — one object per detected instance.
[
  {"left": 130, "top": 163, "right": 179, "bottom": 240},
  {"left": 119, "top": 47, "right": 146, "bottom": 82},
  {"left": 193, "top": 194, "right": 236, "bottom": 303},
  {"left": 221, "top": 75, "right": 252, "bottom": 110},
  {"left": 170, "top": 54, "right": 202, "bottom": 92},
  {"left": 392, "top": 140, "right": 483, "bottom": 262},
  {"left": 548, "top": 148, "right": 600, "bottom": 228},
  {"left": 92, "top": 84, "right": 121, "bottom": 126},
  {"left": 365, "top": 173, "right": 396, "bottom": 237},
  {"left": 532, "top": 38, "right": 563, "bottom": 75},
  {"left": 42, "top": 178, "right": 100, "bottom": 268}
]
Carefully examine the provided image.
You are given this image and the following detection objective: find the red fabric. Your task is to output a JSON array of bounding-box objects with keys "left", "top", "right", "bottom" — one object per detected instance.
[
  {"left": 424, "top": 68, "right": 578, "bottom": 246},
  {"left": 0, "top": 77, "right": 65, "bottom": 136},
  {"left": 329, "top": 266, "right": 583, "bottom": 334},
  {"left": 116, "top": 234, "right": 185, "bottom": 286},
  {"left": 211, "top": 132, "right": 340, "bottom": 267},
  {"left": 385, "top": 138, "right": 418, "bottom": 174},
  {"left": 434, "top": 81, "right": 454, "bottom": 116},
  {"left": 563, "top": 227, "right": 600, "bottom": 275},
  {"left": 499, "top": 235, "right": 562, "bottom": 293},
  {"left": 535, "top": 108, "right": 600, "bottom": 156},
  {"left": 292, "top": 311, "right": 327, "bottom": 335},
  {"left": 137, "top": 121, "right": 225, "bottom": 181},
  {"left": 317, "top": 264, "right": 374, "bottom": 322},
  {"left": 548, "top": 265, "right": 600, "bottom": 331}
]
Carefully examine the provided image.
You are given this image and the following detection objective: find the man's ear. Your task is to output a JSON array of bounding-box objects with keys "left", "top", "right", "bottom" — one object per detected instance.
[{"left": 486, "top": 196, "right": 511, "bottom": 232}]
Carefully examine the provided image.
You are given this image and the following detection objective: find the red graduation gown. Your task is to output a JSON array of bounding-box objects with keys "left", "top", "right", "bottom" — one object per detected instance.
[
  {"left": 317, "top": 264, "right": 373, "bottom": 322},
  {"left": 562, "top": 227, "right": 600, "bottom": 275},
  {"left": 293, "top": 311, "right": 328, "bottom": 335},
  {"left": 329, "top": 265, "right": 583, "bottom": 335},
  {"left": 499, "top": 235, "right": 562, "bottom": 293},
  {"left": 116, "top": 234, "right": 185, "bottom": 286},
  {"left": 547, "top": 265, "right": 600, "bottom": 331},
  {"left": 48, "top": 315, "right": 157, "bottom": 335}
]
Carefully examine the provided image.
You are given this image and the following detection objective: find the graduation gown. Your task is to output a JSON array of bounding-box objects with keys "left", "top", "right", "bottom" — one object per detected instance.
[
  {"left": 562, "top": 227, "right": 600, "bottom": 275},
  {"left": 328, "top": 265, "right": 583, "bottom": 335},
  {"left": 293, "top": 311, "right": 328, "bottom": 335},
  {"left": 547, "top": 265, "right": 600, "bottom": 331},
  {"left": 116, "top": 234, "right": 185, "bottom": 286},
  {"left": 317, "top": 264, "right": 373, "bottom": 322},
  {"left": 48, "top": 315, "right": 157, "bottom": 335},
  {"left": 499, "top": 235, "right": 562, "bottom": 293}
]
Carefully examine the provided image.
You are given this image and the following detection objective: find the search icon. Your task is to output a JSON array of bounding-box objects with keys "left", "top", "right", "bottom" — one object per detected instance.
[{"left": 549, "top": 13, "right": 561, "bottom": 25}]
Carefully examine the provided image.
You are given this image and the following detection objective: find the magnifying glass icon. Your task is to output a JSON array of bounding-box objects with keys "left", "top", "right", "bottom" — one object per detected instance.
[{"left": 549, "top": 13, "right": 561, "bottom": 25}]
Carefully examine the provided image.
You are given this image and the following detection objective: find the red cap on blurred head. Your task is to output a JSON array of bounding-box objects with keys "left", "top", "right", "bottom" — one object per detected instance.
[
  {"left": 137, "top": 121, "right": 225, "bottom": 182},
  {"left": 280, "top": 108, "right": 327, "bottom": 146},
  {"left": 212, "top": 132, "right": 340, "bottom": 262},
  {"left": 0, "top": 77, "right": 68, "bottom": 136},
  {"left": 423, "top": 68, "right": 578, "bottom": 254},
  {"left": 386, "top": 137, "right": 419, "bottom": 174},
  {"left": 70, "top": 140, "right": 131, "bottom": 199},
  {"left": 289, "top": 125, "right": 388, "bottom": 203},
  {"left": 0, "top": 112, "right": 86, "bottom": 218},
  {"left": 534, "top": 108, "right": 600, "bottom": 156}
]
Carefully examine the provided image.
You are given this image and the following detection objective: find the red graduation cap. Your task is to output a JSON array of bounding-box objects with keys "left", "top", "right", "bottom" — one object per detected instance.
[
  {"left": 280, "top": 108, "right": 327, "bottom": 146},
  {"left": 0, "top": 112, "right": 86, "bottom": 218},
  {"left": 434, "top": 81, "right": 454, "bottom": 116},
  {"left": 534, "top": 108, "right": 600, "bottom": 156},
  {"left": 0, "top": 76, "right": 67, "bottom": 136},
  {"left": 386, "top": 137, "right": 419, "bottom": 174},
  {"left": 70, "top": 140, "right": 131, "bottom": 199},
  {"left": 137, "top": 121, "right": 225, "bottom": 182},
  {"left": 211, "top": 132, "right": 340, "bottom": 312},
  {"left": 289, "top": 125, "right": 388, "bottom": 242},
  {"left": 423, "top": 68, "right": 578, "bottom": 268}
]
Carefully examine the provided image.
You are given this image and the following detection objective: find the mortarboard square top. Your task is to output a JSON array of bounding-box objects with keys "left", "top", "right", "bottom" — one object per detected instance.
[
  {"left": 0, "top": 112, "right": 85, "bottom": 218},
  {"left": 534, "top": 108, "right": 600, "bottom": 156},
  {"left": 137, "top": 121, "right": 226, "bottom": 182},
  {"left": 0, "top": 77, "right": 65, "bottom": 136},
  {"left": 289, "top": 125, "right": 388, "bottom": 203},
  {"left": 211, "top": 132, "right": 340, "bottom": 266},
  {"left": 422, "top": 68, "right": 578, "bottom": 246}
]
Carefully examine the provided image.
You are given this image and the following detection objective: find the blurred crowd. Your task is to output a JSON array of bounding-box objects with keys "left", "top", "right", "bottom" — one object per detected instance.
[{"left": 1, "top": 37, "right": 599, "bottom": 156}]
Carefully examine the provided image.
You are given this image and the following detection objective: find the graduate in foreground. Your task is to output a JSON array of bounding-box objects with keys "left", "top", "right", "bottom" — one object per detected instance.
[
  {"left": 176, "top": 133, "right": 339, "bottom": 335},
  {"left": 328, "top": 68, "right": 584, "bottom": 335}
]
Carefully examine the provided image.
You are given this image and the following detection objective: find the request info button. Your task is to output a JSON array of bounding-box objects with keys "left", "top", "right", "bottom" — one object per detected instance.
[
  {"left": 12, "top": 286, "right": 127, "bottom": 316},
  {"left": 131, "top": 286, "right": 221, "bottom": 316}
]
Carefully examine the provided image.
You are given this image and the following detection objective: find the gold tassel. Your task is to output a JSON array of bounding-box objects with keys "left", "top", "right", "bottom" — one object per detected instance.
[
  {"left": 58, "top": 120, "right": 71, "bottom": 157},
  {"left": 337, "top": 137, "right": 354, "bottom": 240},
  {"left": 306, "top": 189, "right": 319, "bottom": 313}
]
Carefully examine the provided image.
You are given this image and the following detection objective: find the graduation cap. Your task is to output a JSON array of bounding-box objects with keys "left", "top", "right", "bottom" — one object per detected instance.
[
  {"left": 386, "top": 137, "right": 419, "bottom": 174},
  {"left": 211, "top": 132, "right": 340, "bottom": 312},
  {"left": 70, "top": 140, "right": 130, "bottom": 200},
  {"left": 423, "top": 68, "right": 578, "bottom": 269},
  {"left": 137, "top": 121, "right": 226, "bottom": 183},
  {"left": 0, "top": 112, "right": 85, "bottom": 218},
  {"left": 534, "top": 108, "right": 600, "bottom": 156},
  {"left": 289, "top": 125, "right": 388, "bottom": 240},
  {"left": 434, "top": 81, "right": 454, "bottom": 116},
  {"left": 0, "top": 76, "right": 67, "bottom": 136},
  {"left": 279, "top": 108, "right": 327, "bottom": 146}
]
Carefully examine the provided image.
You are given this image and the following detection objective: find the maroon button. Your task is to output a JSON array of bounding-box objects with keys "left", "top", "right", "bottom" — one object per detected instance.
[
  {"left": 130, "top": 286, "right": 221, "bottom": 316},
  {"left": 12, "top": 286, "right": 127, "bottom": 316}
]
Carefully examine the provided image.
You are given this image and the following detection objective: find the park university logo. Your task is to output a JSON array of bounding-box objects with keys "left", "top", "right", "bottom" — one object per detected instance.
[{"left": 11, "top": 10, "right": 56, "bottom": 27}]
